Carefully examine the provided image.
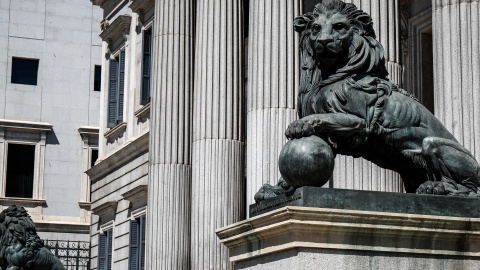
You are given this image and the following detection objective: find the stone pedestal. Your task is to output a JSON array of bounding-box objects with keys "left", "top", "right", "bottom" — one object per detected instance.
[{"left": 217, "top": 189, "right": 480, "bottom": 269}]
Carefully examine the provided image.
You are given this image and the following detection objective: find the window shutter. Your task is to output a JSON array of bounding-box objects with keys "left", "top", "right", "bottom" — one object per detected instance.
[
  {"left": 107, "top": 230, "right": 113, "bottom": 270},
  {"left": 141, "top": 29, "right": 152, "bottom": 105},
  {"left": 117, "top": 49, "right": 126, "bottom": 124},
  {"left": 140, "top": 215, "right": 146, "bottom": 270},
  {"left": 108, "top": 59, "right": 119, "bottom": 128},
  {"left": 129, "top": 220, "right": 139, "bottom": 270},
  {"left": 98, "top": 233, "right": 107, "bottom": 270}
]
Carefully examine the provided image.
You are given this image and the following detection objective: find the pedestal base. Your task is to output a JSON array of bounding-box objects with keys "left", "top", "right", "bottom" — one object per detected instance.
[{"left": 217, "top": 189, "right": 480, "bottom": 269}]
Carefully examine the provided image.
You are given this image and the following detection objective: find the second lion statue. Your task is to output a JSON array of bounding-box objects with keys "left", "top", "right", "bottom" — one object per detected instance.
[{"left": 255, "top": 0, "right": 480, "bottom": 202}]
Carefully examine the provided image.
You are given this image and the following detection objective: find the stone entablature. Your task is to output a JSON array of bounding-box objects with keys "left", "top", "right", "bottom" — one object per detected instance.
[{"left": 99, "top": 14, "right": 131, "bottom": 52}]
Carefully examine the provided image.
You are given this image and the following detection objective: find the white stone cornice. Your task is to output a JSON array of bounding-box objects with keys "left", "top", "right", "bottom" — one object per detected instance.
[
  {"left": 122, "top": 184, "right": 148, "bottom": 203},
  {"left": 134, "top": 103, "right": 150, "bottom": 119},
  {"left": 129, "top": 0, "right": 154, "bottom": 14},
  {"left": 103, "top": 121, "right": 127, "bottom": 139},
  {"left": 0, "top": 119, "right": 52, "bottom": 133},
  {"left": 86, "top": 132, "right": 149, "bottom": 181},
  {"left": 78, "top": 126, "right": 99, "bottom": 137},
  {"left": 92, "top": 201, "right": 118, "bottom": 217},
  {"left": 99, "top": 15, "right": 131, "bottom": 45}
]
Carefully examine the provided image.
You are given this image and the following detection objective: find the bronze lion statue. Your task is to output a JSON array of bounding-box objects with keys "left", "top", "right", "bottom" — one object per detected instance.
[
  {"left": 255, "top": 0, "right": 480, "bottom": 202},
  {"left": 0, "top": 205, "right": 65, "bottom": 270}
]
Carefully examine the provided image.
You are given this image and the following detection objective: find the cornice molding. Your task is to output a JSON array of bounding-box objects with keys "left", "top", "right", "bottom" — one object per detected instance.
[
  {"left": 122, "top": 185, "right": 148, "bottom": 203},
  {"left": 134, "top": 103, "right": 150, "bottom": 119},
  {"left": 92, "top": 201, "right": 118, "bottom": 217},
  {"left": 99, "top": 15, "right": 131, "bottom": 45},
  {"left": 86, "top": 132, "right": 149, "bottom": 181},
  {"left": 104, "top": 122, "right": 127, "bottom": 139},
  {"left": 78, "top": 126, "right": 99, "bottom": 137},
  {"left": 0, "top": 119, "right": 52, "bottom": 133},
  {"left": 129, "top": 0, "right": 155, "bottom": 14}
]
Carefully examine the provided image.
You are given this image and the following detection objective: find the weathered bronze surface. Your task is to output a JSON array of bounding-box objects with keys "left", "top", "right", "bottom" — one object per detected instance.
[
  {"left": 0, "top": 205, "right": 65, "bottom": 270},
  {"left": 255, "top": 0, "right": 480, "bottom": 202}
]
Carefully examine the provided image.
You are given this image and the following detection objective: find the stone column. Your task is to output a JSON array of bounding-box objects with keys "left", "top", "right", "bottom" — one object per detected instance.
[
  {"left": 331, "top": 0, "right": 403, "bottom": 192},
  {"left": 146, "top": 0, "right": 195, "bottom": 269},
  {"left": 246, "top": 0, "right": 302, "bottom": 205},
  {"left": 191, "top": 1, "right": 245, "bottom": 269},
  {"left": 432, "top": 0, "right": 480, "bottom": 159}
]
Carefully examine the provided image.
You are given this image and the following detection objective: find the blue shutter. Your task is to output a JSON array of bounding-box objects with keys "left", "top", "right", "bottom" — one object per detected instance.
[
  {"left": 98, "top": 233, "right": 107, "bottom": 270},
  {"left": 107, "top": 230, "right": 113, "bottom": 270},
  {"left": 129, "top": 220, "right": 139, "bottom": 270},
  {"left": 141, "top": 29, "right": 152, "bottom": 105},
  {"left": 108, "top": 59, "right": 119, "bottom": 128},
  {"left": 117, "top": 49, "right": 126, "bottom": 124},
  {"left": 140, "top": 215, "right": 146, "bottom": 270}
]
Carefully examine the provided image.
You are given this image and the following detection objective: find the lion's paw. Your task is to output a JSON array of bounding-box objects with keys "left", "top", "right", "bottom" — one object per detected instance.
[
  {"left": 285, "top": 119, "right": 315, "bottom": 140},
  {"left": 416, "top": 181, "right": 448, "bottom": 195}
]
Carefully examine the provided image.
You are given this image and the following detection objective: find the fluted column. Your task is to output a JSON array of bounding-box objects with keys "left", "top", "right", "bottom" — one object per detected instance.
[
  {"left": 146, "top": 1, "right": 195, "bottom": 269},
  {"left": 191, "top": 1, "right": 245, "bottom": 269},
  {"left": 246, "top": 0, "right": 302, "bottom": 206},
  {"left": 432, "top": 0, "right": 480, "bottom": 159},
  {"left": 330, "top": 0, "right": 403, "bottom": 192}
]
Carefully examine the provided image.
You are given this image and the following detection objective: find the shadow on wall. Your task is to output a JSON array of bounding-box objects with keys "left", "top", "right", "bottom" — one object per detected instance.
[{"left": 46, "top": 129, "right": 59, "bottom": 145}]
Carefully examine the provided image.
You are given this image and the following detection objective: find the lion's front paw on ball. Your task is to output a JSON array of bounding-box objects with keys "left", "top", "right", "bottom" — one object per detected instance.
[
  {"left": 416, "top": 181, "right": 447, "bottom": 195},
  {"left": 285, "top": 119, "right": 315, "bottom": 139}
]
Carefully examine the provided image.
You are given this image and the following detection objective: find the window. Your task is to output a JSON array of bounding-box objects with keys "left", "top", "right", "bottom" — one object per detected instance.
[
  {"left": 0, "top": 120, "right": 51, "bottom": 201},
  {"left": 141, "top": 29, "right": 152, "bottom": 105},
  {"left": 98, "top": 229, "right": 113, "bottom": 270},
  {"left": 129, "top": 215, "right": 146, "bottom": 270},
  {"left": 94, "top": 65, "right": 102, "bottom": 91},
  {"left": 108, "top": 50, "right": 125, "bottom": 128},
  {"left": 11, "top": 57, "right": 39, "bottom": 86},
  {"left": 91, "top": 149, "right": 99, "bottom": 168},
  {"left": 5, "top": 144, "right": 35, "bottom": 198}
]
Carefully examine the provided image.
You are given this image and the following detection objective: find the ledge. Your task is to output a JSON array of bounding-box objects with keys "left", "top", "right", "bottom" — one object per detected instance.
[
  {"left": 78, "top": 126, "right": 99, "bottom": 137},
  {"left": 0, "top": 119, "right": 52, "bottom": 133},
  {"left": 35, "top": 221, "right": 90, "bottom": 234},
  {"left": 0, "top": 197, "right": 46, "bottom": 207},
  {"left": 134, "top": 103, "right": 150, "bottom": 119},
  {"left": 129, "top": 0, "right": 154, "bottom": 14},
  {"left": 104, "top": 122, "right": 127, "bottom": 139},
  {"left": 99, "top": 15, "right": 131, "bottom": 43},
  {"left": 122, "top": 185, "right": 148, "bottom": 203},
  {"left": 78, "top": 201, "right": 92, "bottom": 210},
  {"left": 92, "top": 201, "right": 118, "bottom": 217},
  {"left": 86, "top": 132, "right": 149, "bottom": 181},
  {"left": 217, "top": 206, "right": 480, "bottom": 263}
]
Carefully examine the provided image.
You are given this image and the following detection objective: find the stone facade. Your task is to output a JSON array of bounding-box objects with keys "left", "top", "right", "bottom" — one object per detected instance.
[
  {"left": 0, "top": 0, "right": 102, "bottom": 242},
  {"left": 88, "top": 0, "right": 480, "bottom": 269}
]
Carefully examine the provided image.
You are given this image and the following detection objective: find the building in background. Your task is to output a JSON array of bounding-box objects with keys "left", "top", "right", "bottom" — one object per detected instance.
[
  {"left": 89, "top": 0, "right": 480, "bottom": 269},
  {"left": 0, "top": 0, "right": 102, "bottom": 251}
]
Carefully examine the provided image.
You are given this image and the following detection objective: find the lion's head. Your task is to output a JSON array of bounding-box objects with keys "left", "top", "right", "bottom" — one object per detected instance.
[{"left": 294, "top": 0, "right": 388, "bottom": 108}]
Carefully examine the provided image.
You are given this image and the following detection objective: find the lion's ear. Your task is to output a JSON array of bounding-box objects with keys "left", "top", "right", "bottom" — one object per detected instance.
[{"left": 294, "top": 15, "right": 311, "bottom": 33}]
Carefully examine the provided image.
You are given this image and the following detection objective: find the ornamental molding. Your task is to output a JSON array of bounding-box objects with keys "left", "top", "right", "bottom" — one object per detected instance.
[
  {"left": 92, "top": 201, "right": 118, "bottom": 217},
  {"left": 99, "top": 15, "right": 131, "bottom": 46},
  {"left": 129, "top": 0, "right": 154, "bottom": 14},
  {"left": 122, "top": 185, "right": 148, "bottom": 203},
  {"left": 86, "top": 132, "right": 149, "bottom": 181},
  {"left": 0, "top": 119, "right": 52, "bottom": 133}
]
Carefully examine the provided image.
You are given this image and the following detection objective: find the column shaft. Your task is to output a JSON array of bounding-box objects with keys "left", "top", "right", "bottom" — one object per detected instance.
[
  {"left": 433, "top": 0, "right": 480, "bottom": 158},
  {"left": 246, "top": 0, "right": 302, "bottom": 205},
  {"left": 192, "top": 1, "right": 245, "bottom": 269},
  {"left": 332, "top": 0, "right": 403, "bottom": 192},
  {"left": 146, "top": 1, "right": 195, "bottom": 269}
]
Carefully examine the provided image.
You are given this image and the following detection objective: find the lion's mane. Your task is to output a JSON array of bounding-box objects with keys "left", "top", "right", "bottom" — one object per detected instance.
[
  {"left": 0, "top": 205, "right": 45, "bottom": 269},
  {"left": 295, "top": 0, "right": 393, "bottom": 117}
]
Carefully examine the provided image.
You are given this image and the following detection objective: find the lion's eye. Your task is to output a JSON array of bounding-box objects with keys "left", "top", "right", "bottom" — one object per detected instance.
[
  {"left": 333, "top": 23, "right": 345, "bottom": 31},
  {"left": 312, "top": 24, "right": 321, "bottom": 31}
]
